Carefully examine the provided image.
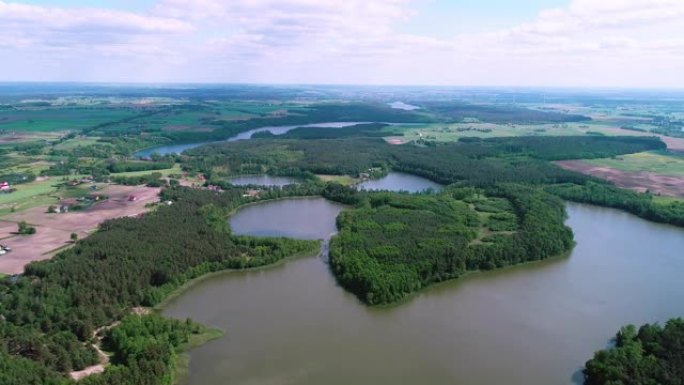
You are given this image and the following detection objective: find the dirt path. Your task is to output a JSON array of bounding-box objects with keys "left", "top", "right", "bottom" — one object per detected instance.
[
  {"left": 69, "top": 322, "right": 121, "bottom": 381},
  {"left": 556, "top": 160, "right": 684, "bottom": 197}
]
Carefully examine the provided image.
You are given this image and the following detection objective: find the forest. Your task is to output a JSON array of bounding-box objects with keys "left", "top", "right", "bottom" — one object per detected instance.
[
  {"left": 0, "top": 186, "right": 320, "bottom": 384},
  {"left": 413, "top": 101, "right": 591, "bottom": 123},
  {"left": 329, "top": 184, "right": 574, "bottom": 304},
  {"left": 583, "top": 319, "right": 684, "bottom": 385},
  {"left": 184, "top": 135, "right": 663, "bottom": 187}
]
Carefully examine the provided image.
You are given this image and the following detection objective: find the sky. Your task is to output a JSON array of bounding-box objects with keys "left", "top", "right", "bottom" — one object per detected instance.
[{"left": 1, "top": 0, "right": 683, "bottom": 87}]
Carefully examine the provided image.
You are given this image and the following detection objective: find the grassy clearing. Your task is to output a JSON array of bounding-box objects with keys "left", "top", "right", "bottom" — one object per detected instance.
[
  {"left": 0, "top": 179, "right": 58, "bottom": 206},
  {"left": 3, "top": 160, "right": 52, "bottom": 175},
  {"left": 316, "top": 174, "right": 359, "bottom": 185},
  {"left": 110, "top": 164, "right": 183, "bottom": 178},
  {"left": 53, "top": 137, "right": 105, "bottom": 150},
  {"left": 653, "top": 196, "right": 684, "bottom": 205},
  {"left": 396, "top": 121, "right": 620, "bottom": 142},
  {"left": 586, "top": 151, "right": 684, "bottom": 177}
]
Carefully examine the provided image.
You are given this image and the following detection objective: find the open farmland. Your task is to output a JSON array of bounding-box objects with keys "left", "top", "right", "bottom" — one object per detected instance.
[
  {"left": 0, "top": 184, "right": 160, "bottom": 274},
  {"left": 585, "top": 151, "right": 684, "bottom": 177},
  {"left": 556, "top": 159, "right": 684, "bottom": 197},
  {"left": 0, "top": 107, "right": 140, "bottom": 132}
]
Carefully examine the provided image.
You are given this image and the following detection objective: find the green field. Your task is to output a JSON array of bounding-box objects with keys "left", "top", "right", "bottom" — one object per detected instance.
[
  {"left": 586, "top": 151, "right": 684, "bottom": 177},
  {"left": 395, "top": 121, "right": 623, "bottom": 142},
  {"left": 0, "top": 108, "right": 138, "bottom": 132},
  {"left": 0, "top": 178, "right": 60, "bottom": 214},
  {"left": 110, "top": 164, "right": 183, "bottom": 178}
]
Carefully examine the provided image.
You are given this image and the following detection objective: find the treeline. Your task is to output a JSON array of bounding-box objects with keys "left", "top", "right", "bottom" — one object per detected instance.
[
  {"left": 111, "top": 172, "right": 163, "bottom": 187},
  {"left": 0, "top": 186, "right": 319, "bottom": 383},
  {"left": 418, "top": 101, "right": 591, "bottom": 123},
  {"left": 547, "top": 182, "right": 684, "bottom": 227},
  {"left": 329, "top": 184, "right": 574, "bottom": 304},
  {"left": 184, "top": 136, "right": 661, "bottom": 187},
  {"left": 252, "top": 123, "right": 398, "bottom": 140},
  {"left": 475, "top": 136, "right": 665, "bottom": 160},
  {"left": 584, "top": 319, "right": 684, "bottom": 385},
  {"left": 165, "top": 103, "right": 433, "bottom": 143},
  {"left": 80, "top": 314, "right": 208, "bottom": 385},
  {"left": 106, "top": 161, "right": 173, "bottom": 173},
  {"left": 0, "top": 172, "right": 36, "bottom": 185}
]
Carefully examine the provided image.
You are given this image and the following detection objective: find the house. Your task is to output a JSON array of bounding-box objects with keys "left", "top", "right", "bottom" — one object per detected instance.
[{"left": 242, "top": 189, "right": 260, "bottom": 198}]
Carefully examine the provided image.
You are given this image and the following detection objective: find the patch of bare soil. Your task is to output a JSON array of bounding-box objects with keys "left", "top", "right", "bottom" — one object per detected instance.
[
  {"left": 556, "top": 160, "right": 684, "bottom": 197},
  {"left": 0, "top": 185, "right": 160, "bottom": 274},
  {"left": 385, "top": 137, "right": 406, "bottom": 145}
]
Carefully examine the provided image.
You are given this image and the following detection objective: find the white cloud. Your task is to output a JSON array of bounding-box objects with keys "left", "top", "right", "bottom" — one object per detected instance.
[
  {"left": 0, "top": 1, "right": 191, "bottom": 51},
  {"left": 0, "top": 0, "right": 683, "bottom": 87}
]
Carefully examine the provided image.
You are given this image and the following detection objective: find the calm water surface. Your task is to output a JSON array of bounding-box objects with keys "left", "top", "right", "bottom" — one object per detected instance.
[
  {"left": 134, "top": 122, "right": 369, "bottom": 157},
  {"left": 228, "top": 175, "right": 300, "bottom": 187},
  {"left": 163, "top": 202, "right": 684, "bottom": 385},
  {"left": 358, "top": 171, "right": 443, "bottom": 193},
  {"left": 389, "top": 101, "right": 420, "bottom": 110},
  {"left": 228, "top": 198, "right": 344, "bottom": 239}
]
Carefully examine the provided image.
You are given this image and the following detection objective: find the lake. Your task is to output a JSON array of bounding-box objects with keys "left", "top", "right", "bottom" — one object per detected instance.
[
  {"left": 134, "top": 122, "right": 371, "bottom": 157},
  {"left": 228, "top": 197, "right": 344, "bottom": 239},
  {"left": 389, "top": 101, "right": 420, "bottom": 111},
  {"left": 228, "top": 175, "right": 300, "bottom": 187},
  {"left": 357, "top": 171, "right": 443, "bottom": 193},
  {"left": 163, "top": 202, "right": 684, "bottom": 385}
]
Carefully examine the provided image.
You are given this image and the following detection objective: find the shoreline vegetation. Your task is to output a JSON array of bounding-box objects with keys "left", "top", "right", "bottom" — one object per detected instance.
[
  {"left": 2, "top": 134, "right": 684, "bottom": 385},
  {"left": 152, "top": 244, "right": 322, "bottom": 311},
  {"left": 583, "top": 319, "right": 684, "bottom": 385}
]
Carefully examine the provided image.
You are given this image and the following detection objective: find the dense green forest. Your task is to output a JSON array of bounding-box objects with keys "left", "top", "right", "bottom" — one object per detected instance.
[
  {"left": 184, "top": 135, "right": 662, "bottom": 186},
  {"left": 584, "top": 319, "right": 684, "bottom": 385},
  {"left": 0, "top": 186, "right": 320, "bottom": 384},
  {"left": 414, "top": 101, "right": 591, "bottom": 123},
  {"left": 79, "top": 314, "right": 212, "bottom": 385},
  {"left": 330, "top": 184, "right": 574, "bottom": 304}
]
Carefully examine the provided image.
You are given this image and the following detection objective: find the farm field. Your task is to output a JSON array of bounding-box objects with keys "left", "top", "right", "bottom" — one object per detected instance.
[
  {"left": 556, "top": 159, "right": 684, "bottom": 197},
  {"left": 0, "top": 108, "right": 140, "bottom": 132},
  {"left": 0, "top": 184, "right": 160, "bottom": 274},
  {"left": 585, "top": 151, "right": 684, "bottom": 177}
]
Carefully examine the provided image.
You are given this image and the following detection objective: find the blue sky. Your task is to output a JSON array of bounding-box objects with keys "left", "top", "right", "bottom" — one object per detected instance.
[{"left": 1, "top": 0, "right": 683, "bottom": 87}]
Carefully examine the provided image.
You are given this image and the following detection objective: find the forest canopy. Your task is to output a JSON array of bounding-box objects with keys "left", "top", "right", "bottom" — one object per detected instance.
[{"left": 584, "top": 319, "right": 684, "bottom": 385}]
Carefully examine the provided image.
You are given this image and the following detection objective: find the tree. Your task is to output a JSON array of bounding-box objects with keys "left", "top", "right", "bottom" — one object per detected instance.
[
  {"left": 17, "top": 221, "right": 36, "bottom": 235},
  {"left": 70, "top": 233, "right": 78, "bottom": 243}
]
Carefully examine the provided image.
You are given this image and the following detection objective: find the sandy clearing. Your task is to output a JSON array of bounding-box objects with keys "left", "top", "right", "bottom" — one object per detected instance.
[
  {"left": 556, "top": 160, "right": 684, "bottom": 197},
  {"left": 384, "top": 137, "right": 407, "bottom": 145},
  {"left": 0, "top": 184, "right": 160, "bottom": 274}
]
